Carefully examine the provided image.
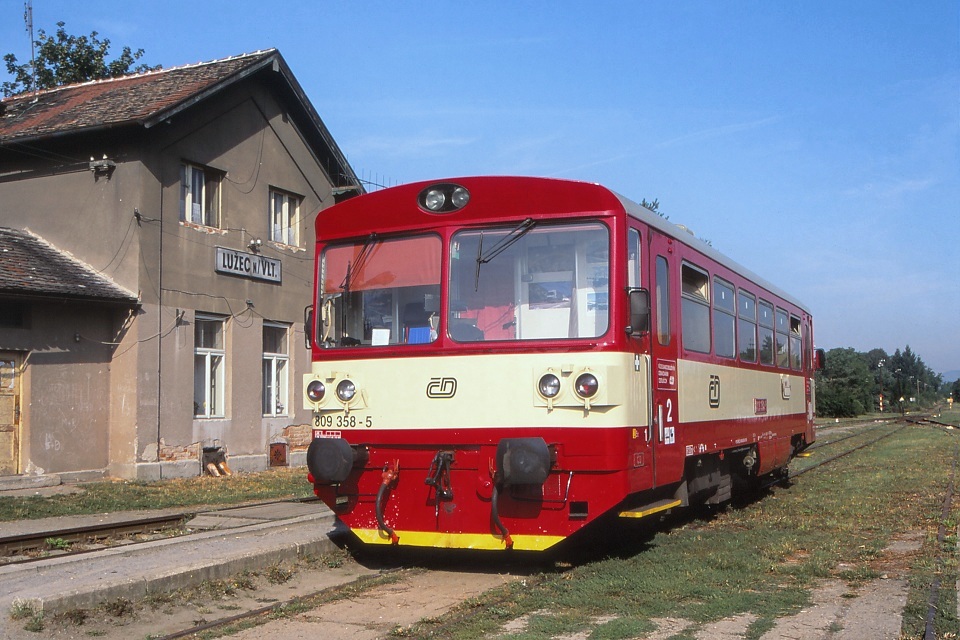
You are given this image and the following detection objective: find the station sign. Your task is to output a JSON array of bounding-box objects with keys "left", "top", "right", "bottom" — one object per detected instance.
[{"left": 215, "top": 247, "right": 282, "bottom": 283}]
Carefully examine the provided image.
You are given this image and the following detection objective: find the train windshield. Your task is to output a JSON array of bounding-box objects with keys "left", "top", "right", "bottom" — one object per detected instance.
[
  {"left": 320, "top": 234, "right": 441, "bottom": 347},
  {"left": 449, "top": 221, "right": 609, "bottom": 342}
]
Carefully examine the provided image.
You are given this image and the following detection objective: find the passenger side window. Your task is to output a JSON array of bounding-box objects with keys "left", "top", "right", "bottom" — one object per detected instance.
[
  {"left": 627, "top": 228, "right": 641, "bottom": 289},
  {"left": 738, "top": 290, "right": 757, "bottom": 362},
  {"left": 656, "top": 256, "right": 671, "bottom": 346},
  {"left": 758, "top": 300, "right": 775, "bottom": 365},
  {"left": 713, "top": 278, "right": 735, "bottom": 359},
  {"left": 775, "top": 307, "right": 789, "bottom": 368},
  {"left": 681, "top": 263, "right": 710, "bottom": 354},
  {"left": 789, "top": 316, "right": 802, "bottom": 370}
]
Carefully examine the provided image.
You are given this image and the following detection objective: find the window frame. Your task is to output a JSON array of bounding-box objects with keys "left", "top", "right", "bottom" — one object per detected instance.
[
  {"left": 680, "top": 261, "right": 711, "bottom": 354},
  {"left": 758, "top": 299, "right": 776, "bottom": 366},
  {"left": 712, "top": 277, "right": 736, "bottom": 359},
  {"left": 655, "top": 256, "right": 671, "bottom": 346},
  {"left": 789, "top": 315, "right": 803, "bottom": 371},
  {"left": 262, "top": 321, "right": 290, "bottom": 417},
  {"left": 269, "top": 188, "right": 301, "bottom": 247},
  {"left": 775, "top": 307, "right": 790, "bottom": 368},
  {"left": 627, "top": 228, "right": 641, "bottom": 289},
  {"left": 737, "top": 289, "right": 758, "bottom": 363},
  {"left": 179, "top": 162, "right": 222, "bottom": 228},
  {"left": 194, "top": 314, "right": 226, "bottom": 418}
]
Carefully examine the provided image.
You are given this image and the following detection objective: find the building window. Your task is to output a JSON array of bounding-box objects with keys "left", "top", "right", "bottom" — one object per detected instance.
[
  {"left": 0, "top": 303, "right": 25, "bottom": 328},
  {"left": 180, "top": 162, "right": 222, "bottom": 227},
  {"left": 194, "top": 314, "right": 225, "bottom": 418},
  {"left": 262, "top": 322, "right": 289, "bottom": 416},
  {"left": 269, "top": 189, "right": 300, "bottom": 246},
  {"left": 681, "top": 262, "right": 710, "bottom": 354}
]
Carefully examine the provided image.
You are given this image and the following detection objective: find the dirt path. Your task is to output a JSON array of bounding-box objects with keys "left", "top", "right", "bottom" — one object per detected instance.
[{"left": 227, "top": 569, "right": 519, "bottom": 640}]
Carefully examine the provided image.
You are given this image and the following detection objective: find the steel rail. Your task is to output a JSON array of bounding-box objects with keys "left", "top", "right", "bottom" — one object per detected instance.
[
  {"left": 788, "top": 424, "right": 906, "bottom": 480},
  {"left": 0, "top": 495, "right": 320, "bottom": 563},
  {"left": 0, "top": 513, "right": 188, "bottom": 559}
]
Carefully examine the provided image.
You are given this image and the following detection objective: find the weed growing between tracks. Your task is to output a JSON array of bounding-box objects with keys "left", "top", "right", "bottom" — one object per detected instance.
[
  {"left": 0, "top": 467, "right": 312, "bottom": 521},
  {"left": 417, "top": 424, "right": 959, "bottom": 640},
  {"left": 34, "top": 552, "right": 356, "bottom": 637}
]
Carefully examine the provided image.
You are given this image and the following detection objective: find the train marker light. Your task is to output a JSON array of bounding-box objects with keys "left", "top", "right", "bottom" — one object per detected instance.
[
  {"left": 575, "top": 373, "right": 599, "bottom": 398},
  {"left": 538, "top": 373, "right": 561, "bottom": 399},
  {"left": 306, "top": 380, "right": 326, "bottom": 403},
  {"left": 336, "top": 379, "right": 357, "bottom": 402}
]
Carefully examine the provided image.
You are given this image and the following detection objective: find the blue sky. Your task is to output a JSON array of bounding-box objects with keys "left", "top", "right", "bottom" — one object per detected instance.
[{"left": 3, "top": 1, "right": 958, "bottom": 375}]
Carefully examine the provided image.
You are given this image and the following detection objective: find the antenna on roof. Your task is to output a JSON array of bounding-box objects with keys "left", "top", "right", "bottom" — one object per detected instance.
[{"left": 24, "top": 0, "right": 37, "bottom": 100}]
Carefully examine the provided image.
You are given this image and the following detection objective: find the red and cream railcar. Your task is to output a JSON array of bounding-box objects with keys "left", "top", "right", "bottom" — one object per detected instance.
[{"left": 304, "top": 177, "right": 819, "bottom": 551}]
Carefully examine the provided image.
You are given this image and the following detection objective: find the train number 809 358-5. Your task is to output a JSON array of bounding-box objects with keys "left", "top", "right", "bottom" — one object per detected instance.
[{"left": 314, "top": 413, "right": 373, "bottom": 429}]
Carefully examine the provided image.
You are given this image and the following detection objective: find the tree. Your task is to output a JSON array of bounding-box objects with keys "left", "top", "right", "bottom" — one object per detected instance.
[
  {"left": 815, "top": 347, "right": 873, "bottom": 418},
  {"left": 640, "top": 198, "right": 667, "bottom": 220},
  {"left": 3, "top": 21, "right": 159, "bottom": 97}
]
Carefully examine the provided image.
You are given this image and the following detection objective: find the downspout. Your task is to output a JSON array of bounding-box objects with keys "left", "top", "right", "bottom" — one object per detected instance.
[{"left": 156, "top": 154, "right": 164, "bottom": 476}]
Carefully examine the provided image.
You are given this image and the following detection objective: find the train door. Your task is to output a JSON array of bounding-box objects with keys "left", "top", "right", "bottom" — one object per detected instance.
[
  {"left": 0, "top": 353, "right": 21, "bottom": 475},
  {"left": 626, "top": 227, "right": 653, "bottom": 492},
  {"left": 648, "top": 232, "right": 684, "bottom": 487}
]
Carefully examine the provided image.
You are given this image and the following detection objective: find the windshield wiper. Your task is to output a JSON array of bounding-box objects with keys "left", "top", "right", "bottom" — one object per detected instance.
[
  {"left": 337, "top": 232, "right": 378, "bottom": 344},
  {"left": 474, "top": 218, "right": 536, "bottom": 291},
  {"left": 339, "top": 232, "right": 379, "bottom": 295}
]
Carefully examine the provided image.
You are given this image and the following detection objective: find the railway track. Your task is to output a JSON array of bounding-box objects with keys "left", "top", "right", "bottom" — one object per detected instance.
[
  {"left": 14, "top": 415, "right": 957, "bottom": 638},
  {"left": 151, "top": 416, "right": 952, "bottom": 639},
  {"left": 0, "top": 496, "right": 320, "bottom": 566},
  {"left": 0, "top": 513, "right": 187, "bottom": 562}
]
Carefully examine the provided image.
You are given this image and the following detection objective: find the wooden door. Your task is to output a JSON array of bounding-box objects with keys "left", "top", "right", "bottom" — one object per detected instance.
[{"left": 0, "top": 353, "right": 21, "bottom": 475}]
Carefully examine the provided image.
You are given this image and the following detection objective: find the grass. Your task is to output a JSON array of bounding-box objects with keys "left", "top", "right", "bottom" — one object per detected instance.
[
  {"left": 7, "top": 413, "right": 959, "bottom": 637},
  {"left": 413, "top": 422, "right": 960, "bottom": 639},
  {"left": 0, "top": 467, "right": 313, "bottom": 522}
]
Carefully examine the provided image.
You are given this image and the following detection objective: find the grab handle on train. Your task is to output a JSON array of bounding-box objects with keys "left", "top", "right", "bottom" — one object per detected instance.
[{"left": 375, "top": 460, "right": 400, "bottom": 545}]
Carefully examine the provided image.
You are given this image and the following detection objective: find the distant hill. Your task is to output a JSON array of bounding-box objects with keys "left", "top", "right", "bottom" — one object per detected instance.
[{"left": 943, "top": 370, "right": 960, "bottom": 384}]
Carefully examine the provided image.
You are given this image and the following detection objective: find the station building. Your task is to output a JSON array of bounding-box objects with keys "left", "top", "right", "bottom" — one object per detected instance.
[{"left": 0, "top": 50, "right": 361, "bottom": 481}]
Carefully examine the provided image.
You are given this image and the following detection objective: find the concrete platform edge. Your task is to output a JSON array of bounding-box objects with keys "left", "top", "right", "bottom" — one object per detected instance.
[
  {"left": 2, "top": 509, "right": 341, "bottom": 620},
  {"left": 27, "top": 535, "right": 341, "bottom": 615}
]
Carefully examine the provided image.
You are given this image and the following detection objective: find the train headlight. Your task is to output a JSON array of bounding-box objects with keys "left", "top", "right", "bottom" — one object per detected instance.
[
  {"left": 336, "top": 379, "right": 356, "bottom": 402},
  {"left": 306, "top": 380, "right": 326, "bottom": 403},
  {"left": 418, "top": 183, "right": 470, "bottom": 213},
  {"left": 451, "top": 186, "right": 470, "bottom": 208},
  {"left": 575, "top": 373, "right": 599, "bottom": 398},
  {"left": 538, "top": 373, "right": 561, "bottom": 399},
  {"left": 423, "top": 189, "right": 446, "bottom": 211}
]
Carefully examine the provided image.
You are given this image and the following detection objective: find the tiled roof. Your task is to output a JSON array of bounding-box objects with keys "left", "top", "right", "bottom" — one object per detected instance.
[
  {"left": 0, "top": 228, "right": 138, "bottom": 303},
  {"left": 0, "top": 50, "right": 277, "bottom": 143}
]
